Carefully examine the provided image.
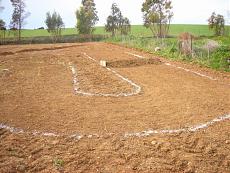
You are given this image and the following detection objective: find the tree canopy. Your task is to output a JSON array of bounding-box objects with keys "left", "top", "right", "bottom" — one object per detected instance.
[
  {"left": 0, "top": 19, "right": 5, "bottom": 29},
  {"left": 105, "top": 3, "right": 131, "bottom": 36},
  {"left": 76, "top": 0, "right": 99, "bottom": 34},
  {"left": 0, "top": 0, "right": 5, "bottom": 29},
  {"left": 45, "top": 11, "right": 64, "bottom": 42},
  {"left": 142, "top": 0, "right": 173, "bottom": 38},
  {"left": 208, "top": 12, "right": 225, "bottom": 36},
  {"left": 10, "top": 0, "right": 30, "bottom": 41}
]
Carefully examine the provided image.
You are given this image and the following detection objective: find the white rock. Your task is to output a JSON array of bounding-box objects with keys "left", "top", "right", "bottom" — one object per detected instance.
[{"left": 155, "top": 47, "right": 161, "bottom": 52}]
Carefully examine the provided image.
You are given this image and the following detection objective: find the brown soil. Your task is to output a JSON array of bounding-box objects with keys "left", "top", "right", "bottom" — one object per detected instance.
[{"left": 0, "top": 42, "right": 229, "bottom": 173}]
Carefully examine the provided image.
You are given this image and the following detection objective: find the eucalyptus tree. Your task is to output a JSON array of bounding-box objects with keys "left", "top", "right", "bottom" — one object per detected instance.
[
  {"left": 142, "top": 0, "right": 173, "bottom": 38},
  {"left": 45, "top": 11, "right": 64, "bottom": 42},
  {"left": 76, "top": 0, "right": 99, "bottom": 34},
  {"left": 105, "top": 3, "right": 131, "bottom": 36},
  {"left": 208, "top": 12, "right": 225, "bottom": 36},
  {"left": 10, "top": 0, "right": 30, "bottom": 41}
]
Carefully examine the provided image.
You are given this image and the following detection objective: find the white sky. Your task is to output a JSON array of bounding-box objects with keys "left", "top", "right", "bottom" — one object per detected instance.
[{"left": 0, "top": 0, "right": 229, "bottom": 29}]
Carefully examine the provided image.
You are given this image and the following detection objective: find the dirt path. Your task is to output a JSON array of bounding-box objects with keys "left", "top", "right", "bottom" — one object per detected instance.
[{"left": 0, "top": 42, "right": 229, "bottom": 173}]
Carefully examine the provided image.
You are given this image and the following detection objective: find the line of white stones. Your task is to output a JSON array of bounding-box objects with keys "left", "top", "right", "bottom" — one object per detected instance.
[
  {"left": 124, "top": 114, "right": 230, "bottom": 137},
  {"left": 69, "top": 52, "right": 141, "bottom": 97},
  {"left": 1, "top": 114, "right": 230, "bottom": 140},
  {"left": 1, "top": 51, "right": 229, "bottom": 140},
  {"left": 125, "top": 52, "right": 218, "bottom": 81},
  {"left": 164, "top": 62, "right": 217, "bottom": 81}
]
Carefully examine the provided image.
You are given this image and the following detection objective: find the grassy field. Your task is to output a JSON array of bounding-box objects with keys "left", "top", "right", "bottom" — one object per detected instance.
[
  {"left": 106, "top": 35, "right": 230, "bottom": 71},
  {"left": 2, "top": 24, "right": 226, "bottom": 38},
  {"left": 130, "top": 24, "right": 219, "bottom": 37}
]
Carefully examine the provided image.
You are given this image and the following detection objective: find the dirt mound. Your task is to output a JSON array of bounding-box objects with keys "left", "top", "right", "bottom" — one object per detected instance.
[
  {"left": 0, "top": 44, "right": 83, "bottom": 56},
  {"left": 107, "top": 58, "right": 162, "bottom": 68},
  {"left": 0, "top": 52, "right": 14, "bottom": 56}
]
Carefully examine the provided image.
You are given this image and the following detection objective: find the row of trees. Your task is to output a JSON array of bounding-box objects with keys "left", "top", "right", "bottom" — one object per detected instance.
[
  {"left": 76, "top": 0, "right": 227, "bottom": 38},
  {"left": 0, "top": 0, "right": 30, "bottom": 42},
  {"left": 76, "top": 0, "right": 173, "bottom": 38},
  {"left": 75, "top": 0, "right": 131, "bottom": 36},
  {"left": 0, "top": 0, "right": 228, "bottom": 43}
]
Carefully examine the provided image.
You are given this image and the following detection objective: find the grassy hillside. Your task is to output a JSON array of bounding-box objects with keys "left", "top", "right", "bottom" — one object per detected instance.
[
  {"left": 130, "top": 24, "right": 217, "bottom": 37},
  {"left": 3, "top": 24, "right": 225, "bottom": 38}
]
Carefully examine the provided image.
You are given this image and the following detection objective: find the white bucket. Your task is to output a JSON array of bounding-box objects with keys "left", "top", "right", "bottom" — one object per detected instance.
[{"left": 100, "top": 60, "right": 107, "bottom": 67}]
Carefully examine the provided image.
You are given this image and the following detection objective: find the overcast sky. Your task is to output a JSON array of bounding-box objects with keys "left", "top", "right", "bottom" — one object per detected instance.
[{"left": 0, "top": 0, "right": 229, "bottom": 29}]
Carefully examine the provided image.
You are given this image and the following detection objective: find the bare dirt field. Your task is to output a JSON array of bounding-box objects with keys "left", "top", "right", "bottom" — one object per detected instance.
[{"left": 0, "top": 42, "right": 230, "bottom": 173}]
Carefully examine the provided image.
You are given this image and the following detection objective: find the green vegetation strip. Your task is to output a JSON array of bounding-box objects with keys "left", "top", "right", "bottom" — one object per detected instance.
[{"left": 2, "top": 24, "right": 230, "bottom": 38}]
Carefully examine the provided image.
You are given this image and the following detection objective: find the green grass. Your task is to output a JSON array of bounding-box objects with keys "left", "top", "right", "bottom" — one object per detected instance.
[
  {"left": 106, "top": 35, "right": 230, "bottom": 71},
  {"left": 3, "top": 26, "right": 106, "bottom": 38},
  {"left": 3, "top": 24, "right": 229, "bottom": 38},
  {"left": 130, "top": 24, "right": 217, "bottom": 37}
]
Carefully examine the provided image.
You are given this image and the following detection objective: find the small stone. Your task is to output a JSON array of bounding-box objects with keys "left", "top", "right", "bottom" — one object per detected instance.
[
  {"left": 225, "top": 140, "right": 230, "bottom": 144},
  {"left": 151, "top": 141, "right": 158, "bottom": 145},
  {"left": 155, "top": 47, "right": 161, "bottom": 52}
]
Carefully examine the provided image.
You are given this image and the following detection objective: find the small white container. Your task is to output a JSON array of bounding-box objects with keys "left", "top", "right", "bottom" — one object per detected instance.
[{"left": 100, "top": 60, "right": 107, "bottom": 67}]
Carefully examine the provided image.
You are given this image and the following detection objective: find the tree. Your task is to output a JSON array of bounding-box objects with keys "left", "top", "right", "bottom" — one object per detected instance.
[
  {"left": 0, "top": 0, "right": 6, "bottom": 44},
  {"left": 45, "top": 11, "right": 64, "bottom": 42},
  {"left": 120, "top": 17, "right": 131, "bottom": 35},
  {"left": 10, "top": 0, "right": 30, "bottom": 42},
  {"left": 76, "top": 0, "right": 99, "bottom": 34},
  {"left": 142, "top": 0, "right": 173, "bottom": 38},
  {"left": 105, "top": 3, "right": 131, "bottom": 36},
  {"left": 0, "top": 19, "right": 5, "bottom": 28},
  {"left": 105, "top": 3, "right": 120, "bottom": 36},
  {"left": 0, "top": 19, "right": 6, "bottom": 44},
  {"left": 208, "top": 12, "right": 225, "bottom": 36},
  {"left": 0, "top": 0, "right": 5, "bottom": 29}
]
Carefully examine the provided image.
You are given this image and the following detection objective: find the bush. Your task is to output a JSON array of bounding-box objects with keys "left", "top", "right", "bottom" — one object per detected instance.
[{"left": 209, "top": 46, "right": 230, "bottom": 71}]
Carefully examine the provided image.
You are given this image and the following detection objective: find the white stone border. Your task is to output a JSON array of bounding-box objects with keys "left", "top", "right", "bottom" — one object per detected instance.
[
  {"left": 1, "top": 51, "right": 229, "bottom": 140},
  {"left": 70, "top": 52, "right": 141, "bottom": 97},
  {"left": 1, "top": 114, "right": 229, "bottom": 140},
  {"left": 164, "top": 62, "right": 217, "bottom": 81},
  {"left": 124, "top": 114, "right": 230, "bottom": 137},
  {"left": 125, "top": 52, "right": 220, "bottom": 81}
]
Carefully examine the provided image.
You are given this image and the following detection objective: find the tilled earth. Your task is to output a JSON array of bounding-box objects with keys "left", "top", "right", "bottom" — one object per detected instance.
[{"left": 0, "top": 42, "right": 230, "bottom": 173}]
